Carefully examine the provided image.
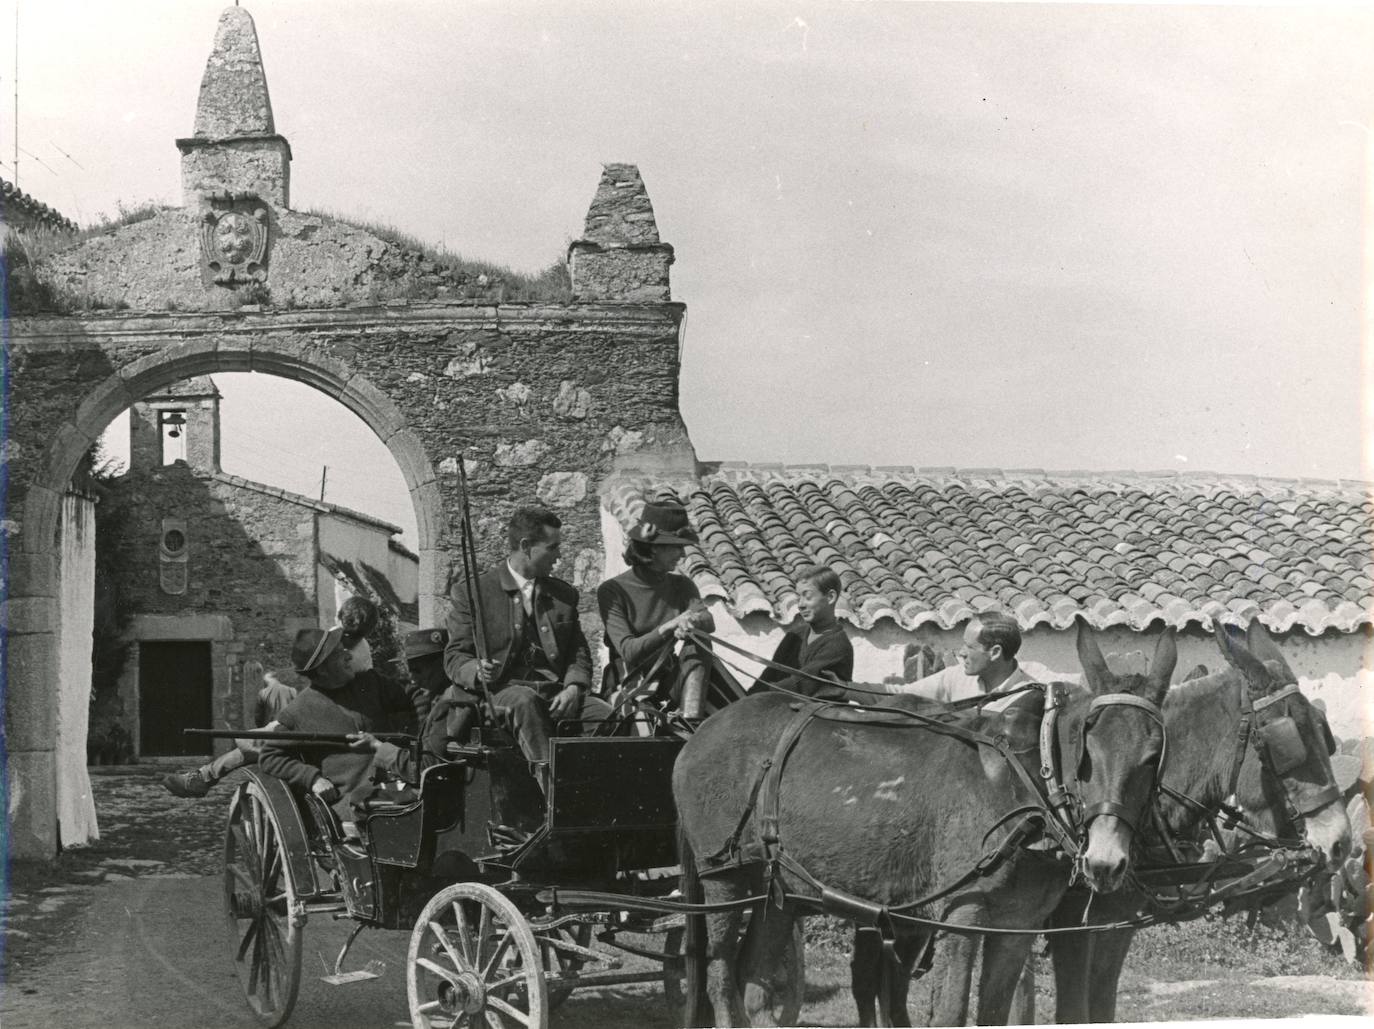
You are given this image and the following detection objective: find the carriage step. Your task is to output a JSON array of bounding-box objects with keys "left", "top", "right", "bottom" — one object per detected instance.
[{"left": 320, "top": 960, "right": 384, "bottom": 986}]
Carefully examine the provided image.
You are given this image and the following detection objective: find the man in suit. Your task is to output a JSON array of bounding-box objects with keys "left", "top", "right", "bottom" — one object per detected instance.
[{"left": 444, "top": 506, "right": 610, "bottom": 772}]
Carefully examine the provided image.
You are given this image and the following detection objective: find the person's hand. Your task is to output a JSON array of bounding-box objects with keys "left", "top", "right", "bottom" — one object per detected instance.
[
  {"left": 310, "top": 777, "right": 340, "bottom": 804},
  {"left": 475, "top": 658, "right": 499, "bottom": 685},
  {"left": 549, "top": 684, "right": 582, "bottom": 721},
  {"left": 346, "top": 732, "right": 378, "bottom": 753},
  {"left": 662, "top": 610, "right": 695, "bottom": 640}
]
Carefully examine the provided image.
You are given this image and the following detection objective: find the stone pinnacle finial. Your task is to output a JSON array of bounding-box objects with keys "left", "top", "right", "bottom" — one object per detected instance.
[
  {"left": 193, "top": 7, "right": 275, "bottom": 137},
  {"left": 582, "top": 164, "right": 661, "bottom": 245},
  {"left": 177, "top": 6, "right": 292, "bottom": 208},
  {"left": 568, "top": 163, "right": 674, "bottom": 301}
]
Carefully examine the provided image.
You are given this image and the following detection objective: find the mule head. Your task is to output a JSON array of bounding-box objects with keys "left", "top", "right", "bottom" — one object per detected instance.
[
  {"left": 1214, "top": 619, "right": 1350, "bottom": 869},
  {"left": 1069, "top": 617, "right": 1173, "bottom": 892}
]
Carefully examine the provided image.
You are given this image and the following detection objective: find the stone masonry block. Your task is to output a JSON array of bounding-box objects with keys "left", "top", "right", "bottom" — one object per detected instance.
[
  {"left": 15, "top": 485, "right": 61, "bottom": 554},
  {"left": 385, "top": 429, "right": 438, "bottom": 491},
  {"left": 39, "top": 421, "right": 94, "bottom": 491},
  {"left": 7, "top": 551, "right": 58, "bottom": 597},
  {"left": 6, "top": 749, "right": 59, "bottom": 860},
  {"left": 118, "top": 338, "right": 225, "bottom": 400},
  {"left": 3, "top": 597, "right": 58, "bottom": 634},
  {"left": 340, "top": 373, "right": 408, "bottom": 443},
  {"left": 249, "top": 338, "right": 351, "bottom": 398},
  {"left": 7, "top": 632, "right": 60, "bottom": 747},
  {"left": 73, "top": 375, "right": 136, "bottom": 442},
  {"left": 410, "top": 480, "right": 445, "bottom": 553},
  {"left": 417, "top": 550, "right": 444, "bottom": 625}
]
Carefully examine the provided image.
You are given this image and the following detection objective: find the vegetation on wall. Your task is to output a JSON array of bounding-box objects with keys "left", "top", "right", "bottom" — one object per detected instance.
[
  {"left": 298, "top": 208, "right": 572, "bottom": 304},
  {"left": 3, "top": 202, "right": 168, "bottom": 314},
  {"left": 87, "top": 446, "right": 135, "bottom": 763}
]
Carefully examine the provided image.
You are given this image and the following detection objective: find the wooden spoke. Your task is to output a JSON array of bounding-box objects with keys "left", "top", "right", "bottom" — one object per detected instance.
[
  {"left": 485, "top": 994, "right": 536, "bottom": 1027},
  {"left": 223, "top": 780, "right": 304, "bottom": 1028}
]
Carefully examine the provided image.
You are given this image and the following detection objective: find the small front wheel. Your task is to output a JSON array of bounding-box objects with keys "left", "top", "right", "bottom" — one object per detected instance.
[{"left": 407, "top": 882, "right": 548, "bottom": 1029}]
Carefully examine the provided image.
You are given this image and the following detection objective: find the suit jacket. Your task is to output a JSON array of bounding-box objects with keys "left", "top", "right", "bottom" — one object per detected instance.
[{"left": 444, "top": 562, "right": 593, "bottom": 695}]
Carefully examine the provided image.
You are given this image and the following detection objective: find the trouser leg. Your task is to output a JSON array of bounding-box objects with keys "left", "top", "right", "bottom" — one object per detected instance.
[{"left": 492, "top": 685, "right": 554, "bottom": 764}]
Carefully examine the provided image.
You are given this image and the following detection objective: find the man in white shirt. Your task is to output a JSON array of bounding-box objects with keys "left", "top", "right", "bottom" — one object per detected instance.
[{"left": 885, "top": 611, "right": 1064, "bottom": 711}]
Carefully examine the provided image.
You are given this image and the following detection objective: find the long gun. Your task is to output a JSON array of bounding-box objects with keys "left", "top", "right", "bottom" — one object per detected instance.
[
  {"left": 184, "top": 728, "right": 414, "bottom": 746},
  {"left": 456, "top": 454, "right": 499, "bottom": 717}
]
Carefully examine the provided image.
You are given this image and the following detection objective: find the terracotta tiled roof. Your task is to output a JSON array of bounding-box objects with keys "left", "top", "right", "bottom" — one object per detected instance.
[{"left": 604, "top": 465, "right": 1374, "bottom": 637}]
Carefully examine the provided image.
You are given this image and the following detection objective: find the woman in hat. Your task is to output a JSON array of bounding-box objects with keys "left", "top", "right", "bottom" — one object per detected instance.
[{"left": 596, "top": 501, "right": 716, "bottom": 718}]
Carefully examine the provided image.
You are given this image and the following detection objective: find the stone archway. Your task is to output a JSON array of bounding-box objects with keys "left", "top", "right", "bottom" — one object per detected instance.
[{"left": 7, "top": 340, "right": 443, "bottom": 860}]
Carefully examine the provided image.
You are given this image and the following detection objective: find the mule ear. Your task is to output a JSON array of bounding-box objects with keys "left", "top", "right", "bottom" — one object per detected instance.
[
  {"left": 1145, "top": 628, "right": 1177, "bottom": 704},
  {"left": 1214, "top": 618, "right": 1273, "bottom": 695},
  {"left": 1075, "top": 615, "right": 1111, "bottom": 694},
  {"left": 1244, "top": 618, "right": 1297, "bottom": 682}
]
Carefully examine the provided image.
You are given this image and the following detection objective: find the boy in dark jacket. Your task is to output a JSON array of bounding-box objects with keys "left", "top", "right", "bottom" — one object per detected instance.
[
  {"left": 260, "top": 626, "right": 420, "bottom": 819},
  {"left": 753, "top": 565, "right": 855, "bottom": 702}
]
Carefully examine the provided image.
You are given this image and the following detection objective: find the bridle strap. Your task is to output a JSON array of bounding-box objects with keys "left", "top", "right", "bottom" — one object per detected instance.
[{"left": 1251, "top": 682, "right": 1301, "bottom": 712}]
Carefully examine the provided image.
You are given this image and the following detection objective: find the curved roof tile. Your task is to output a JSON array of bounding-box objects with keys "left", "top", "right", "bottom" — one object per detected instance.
[{"left": 605, "top": 467, "right": 1374, "bottom": 636}]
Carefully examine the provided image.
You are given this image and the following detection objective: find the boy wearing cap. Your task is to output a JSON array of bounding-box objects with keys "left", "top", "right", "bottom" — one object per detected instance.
[
  {"left": 596, "top": 500, "right": 716, "bottom": 717},
  {"left": 260, "top": 626, "right": 421, "bottom": 816},
  {"left": 444, "top": 506, "right": 609, "bottom": 770}
]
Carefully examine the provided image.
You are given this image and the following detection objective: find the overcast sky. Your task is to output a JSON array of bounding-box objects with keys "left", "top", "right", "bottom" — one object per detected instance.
[{"left": 10, "top": 1, "right": 1370, "bottom": 545}]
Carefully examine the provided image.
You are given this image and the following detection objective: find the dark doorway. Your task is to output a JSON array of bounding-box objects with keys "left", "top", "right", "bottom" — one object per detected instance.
[{"left": 138, "top": 641, "right": 213, "bottom": 756}]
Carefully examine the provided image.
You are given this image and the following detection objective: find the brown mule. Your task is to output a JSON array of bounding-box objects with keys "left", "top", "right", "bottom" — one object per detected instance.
[
  {"left": 1045, "top": 618, "right": 1352, "bottom": 1024},
  {"left": 848, "top": 621, "right": 1179, "bottom": 1027},
  {"left": 674, "top": 618, "right": 1172, "bottom": 1028}
]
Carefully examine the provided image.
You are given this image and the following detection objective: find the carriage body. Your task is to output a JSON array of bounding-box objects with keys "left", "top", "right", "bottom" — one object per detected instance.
[{"left": 222, "top": 729, "right": 696, "bottom": 1027}]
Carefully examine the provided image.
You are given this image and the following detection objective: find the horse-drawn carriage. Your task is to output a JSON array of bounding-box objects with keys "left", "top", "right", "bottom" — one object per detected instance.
[{"left": 217, "top": 711, "right": 803, "bottom": 1029}]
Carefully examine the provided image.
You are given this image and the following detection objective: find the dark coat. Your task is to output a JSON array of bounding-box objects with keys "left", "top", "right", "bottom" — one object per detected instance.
[
  {"left": 754, "top": 622, "right": 855, "bottom": 702},
  {"left": 443, "top": 562, "right": 593, "bottom": 695}
]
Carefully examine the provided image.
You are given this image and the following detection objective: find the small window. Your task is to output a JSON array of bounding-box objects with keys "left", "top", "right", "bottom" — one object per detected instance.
[{"left": 159, "top": 409, "right": 187, "bottom": 465}]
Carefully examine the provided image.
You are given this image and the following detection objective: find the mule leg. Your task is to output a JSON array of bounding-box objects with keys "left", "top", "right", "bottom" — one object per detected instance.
[
  {"left": 885, "top": 932, "right": 933, "bottom": 1028},
  {"left": 738, "top": 900, "right": 796, "bottom": 1027},
  {"left": 1007, "top": 950, "right": 1036, "bottom": 1026},
  {"left": 1047, "top": 896, "right": 1092, "bottom": 1024},
  {"left": 851, "top": 927, "right": 882, "bottom": 1027},
  {"left": 929, "top": 905, "right": 983, "bottom": 1028},
  {"left": 1084, "top": 928, "right": 1135, "bottom": 1023},
  {"left": 701, "top": 875, "right": 749, "bottom": 1027},
  {"left": 975, "top": 934, "right": 1036, "bottom": 1025}
]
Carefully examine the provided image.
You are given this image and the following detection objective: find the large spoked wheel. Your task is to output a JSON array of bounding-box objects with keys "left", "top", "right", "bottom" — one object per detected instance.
[
  {"left": 408, "top": 882, "right": 549, "bottom": 1029},
  {"left": 223, "top": 781, "right": 304, "bottom": 1028}
]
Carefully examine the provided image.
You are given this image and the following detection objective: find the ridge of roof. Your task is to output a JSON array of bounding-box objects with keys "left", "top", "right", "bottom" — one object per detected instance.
[
  {"left": 602, "top": 471, "right": 1374, "bottom": 638},
  {"left": 210, "top": 471, "right": 403, "bottom": 534},
  {"left": 669, "top": 461, "right": 1374, "bottom": 494}
]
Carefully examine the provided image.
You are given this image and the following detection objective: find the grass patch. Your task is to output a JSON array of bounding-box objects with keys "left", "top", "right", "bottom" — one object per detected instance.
[
  {"left": 298, "top": 207, "right": 571, "bottom": 303},
  {"left": 3, "top": 201, "right": 171, "bottom": 314}
]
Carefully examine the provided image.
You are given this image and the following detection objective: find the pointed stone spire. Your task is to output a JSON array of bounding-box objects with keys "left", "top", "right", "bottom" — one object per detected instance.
[
  {"left": 568, "top": 164, "right": 674, "bottom": 301},
  {"left": 176, "top": 7, "right": 292, "bottom": 207}
]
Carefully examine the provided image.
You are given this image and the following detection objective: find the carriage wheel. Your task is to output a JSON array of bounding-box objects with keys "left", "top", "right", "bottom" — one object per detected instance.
[
  {"left": 407, "top": 882, "right": 549, "bottom": 1029},
  {"left": 223, "top": 781, "right": 304, "bottom": 1028}
]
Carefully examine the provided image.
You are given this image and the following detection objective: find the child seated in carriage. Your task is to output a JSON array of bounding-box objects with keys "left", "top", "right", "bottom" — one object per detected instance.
[
  {"left": 260, "top": 626, "right": 427, "bottom": 823},
  {"left": 751, "top": 564, "right": 856, "bottom": 702}
]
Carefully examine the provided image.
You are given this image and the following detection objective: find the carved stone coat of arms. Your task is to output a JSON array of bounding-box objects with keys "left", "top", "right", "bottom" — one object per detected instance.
[{"left": 200, "top": 193, "right": 270, "bottom": 286}]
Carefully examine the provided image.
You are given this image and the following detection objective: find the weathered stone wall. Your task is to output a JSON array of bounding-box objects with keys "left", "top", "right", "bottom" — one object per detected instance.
[
  {"left": 104, "top": 462, "right": 320, "bottom": 748},
  {"left": 5, "top": 301, "right": 693, "bottom": 639}
]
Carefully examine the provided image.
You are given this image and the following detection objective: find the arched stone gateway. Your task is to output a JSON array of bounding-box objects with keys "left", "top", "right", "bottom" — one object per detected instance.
[{"left": 4, "top": 6, "right": 697, "bottom": 859}]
